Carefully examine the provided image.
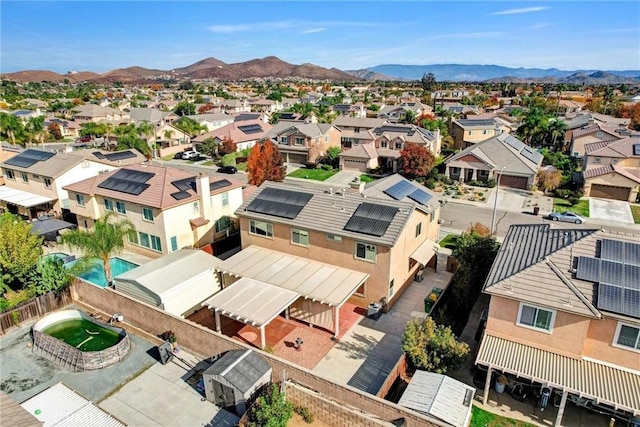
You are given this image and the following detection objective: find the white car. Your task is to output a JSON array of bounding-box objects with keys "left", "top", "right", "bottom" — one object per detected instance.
[
  {"left": 181, "top": 150, "right": 200, "bottom": 160},
  {"left": 548, "top": 211, "right": 585, "bottom": 224}
]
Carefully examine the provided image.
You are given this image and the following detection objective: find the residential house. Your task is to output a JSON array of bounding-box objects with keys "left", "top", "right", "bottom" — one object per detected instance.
[
  {"left": 332, "top": 104, "right": 366, "bottom": 118},
  {"left": 476, "top": 224, "right": 640, "bottom": 425},
  {"left": 0, "top": 148, "right": 144, "bottom": 219},
  {"left": 431, "top": 89, "right": 470, "bottom": 103},
  {"left": 234, "top": 178, "right": 441, "bottom": 312},
  {"left": 263, "top": 122, "right": 341, "bottom": 165},
  {"left": 248, "top": 98, "right": 282, "bottom": 114},
  {"left": 333, "top": 117, "right": 388, "bottom": 149},
  {"left": 152, "top": 123, "right": 192, "bottom": 157},
  {"left": 220, "top": 99, "right": 251, "bottom": 114},
  {"left": 72, "top": 104, "right": 129, "bottom": 122},
  {"left": 340, "top": 124, "right": 441, "bottom": 173},
  {"left": 45, "top": 118, "right": 81, "bottom": 138},
  {"left": 581, "top": 136, "right": 640, "bottom": 202},
  {"left": 193, "top": 119, "right": 272, "bottom": 152},
  {"left": 276, "top": 112, "right": 317, "bottom": 124},
  {"left": 568, "top": 123, "right": 620, "bottom": 159},
  {"left": 440, "top": 103, "right": 480, "bottom": 117},
  {"left": 63, "top": 164, "right": 244, "bottom": 258},
  {"left": 444, "top": 133, "right": 542, "bottom": 189},
  {"left": 11, "top": 109, "right": 44, "bottom": 122},
  {"left": 450, "top": 118, "right": 504, "bottom": 149},
  {"left": 377, "top": 102, "right": 432, "bottom": 123},
  {"left": 128, "top": 108, "right": 179, "bottom": 126},
  {"left": 186, "top": 112, "right": 234, "bottom": 132}
]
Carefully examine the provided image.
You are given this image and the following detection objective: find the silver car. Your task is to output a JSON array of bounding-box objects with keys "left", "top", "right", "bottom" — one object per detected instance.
[{"left": 549, "top": 211, "right": 585, "bottom": 224}]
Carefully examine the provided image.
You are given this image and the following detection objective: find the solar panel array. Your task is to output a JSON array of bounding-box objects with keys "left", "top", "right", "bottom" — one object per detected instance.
[
  {"left": 343, "top": 202, "right": 398, "bottom": 237},
  {"left": 93, "top": 152, "right": 107, "bottom": 159},
  {"left": 383, "top": 181, "right": 433, "bottom": 206},
  {"left": 170, "top": 191, "right": 191, "bottom": 200},
  {"left": 4, "top": 149, "right": 55, "bottom": 169},
  {"left": 408, "top": 188, "right": 433, "bottom": 205},
  {"left": 246, "top": 187, "right": 313, "bottom": 219},
  {"left": 374, "top": 126, "right": 415, "bottom": 136},
  {"left": 97, "top": 169, "right": 154, "bottom": 196},
  {"left": 520, "top": 146, "right": 543, "bottom": 164},
  {"left": 172, "top": 177, "right": 195, "bottom": 192},
  {"left": 238, "top": 124, "right": 263, "bottom": 134},
  {"left": 104, "top": 151, "right": 137, "bottom": 162},
  {"left": 458, "top": 119, "right": 496, "bottom": 127},
  {"left": 209, "top": 179, "right": 232, "bottom": 191},
  {"left": 575, "top": 239, "right": 640, "bottom": 319}
]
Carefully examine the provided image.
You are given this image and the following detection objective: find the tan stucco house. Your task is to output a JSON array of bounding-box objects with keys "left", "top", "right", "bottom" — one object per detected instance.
[{"left": 263, "top": 122, "right": 342, "bottom": 165}]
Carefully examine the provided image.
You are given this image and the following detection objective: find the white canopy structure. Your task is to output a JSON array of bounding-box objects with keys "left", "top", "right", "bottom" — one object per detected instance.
[
  {"left": 410, "top": 239, "right": 439, "bottom": 266},
  {"left": 0, "top": 186, "right": 54, "bottom": 207}
]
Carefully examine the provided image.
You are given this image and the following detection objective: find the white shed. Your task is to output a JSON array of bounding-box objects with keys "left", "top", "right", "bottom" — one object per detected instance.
[{"left": 113, "top": 249, "right": 223, "bottom": 317}]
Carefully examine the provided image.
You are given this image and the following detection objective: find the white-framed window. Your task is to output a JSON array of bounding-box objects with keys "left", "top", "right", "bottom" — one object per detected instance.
[
  {"left": 142, "top": 207, "right": 154, "bottom": 222},
  {"left": 128, "top": 230, "right": 139, "bottom": 245},
  {"left": 249, "top": 219, "right": 273, "bottom": 238},
  {"left": 325, "top": 136, "right": 329, "bottom": 142},
  {"left": 104, "top": 199, "right": 113, "bottom": 211},
  {"left": 280, "top": 136, "right": 288, "bottom": 144},
  {"left": 355, "top": 242, "right": 376, "bottom": 262},
  {"left": 294, "top": 137, "right": 304, "bottom": 146},
  {"left": 517, "top": 303, "right": 555, "bottom": 333},
  {"left": 613, "top": 322, "right": 640, "bottom": 352},
  {"left": 44, "top": 178, "right": 52, "bottom": 188},
  {"left": 5, "top": 170, "right": 15, "bottom": 180},
  {"left": 139, "top": 232, "right": 150, "bottom": 248},
  {"left": 395, "top": 142, "right": 402, "bottom": 149},
  {"left": 381, "top": 141, "right": 388, "bottom": 148},
  {"left": 116, "top": 201, "right": 126, "bottom": 215},
  {"left": 170, "top": 236, "right": 178, "bottom": 252},
  {"left": 75, "top": 194, "right": 85, "bottom": 207},
  {"left": 151, "top": 235, "right": 162, "bottom": 252},
  {"left": 221, "top": 192, "right": 229, "bottom": 207},
  {"left": 21, "top": 172, "right": 28, "bottom": 183},
  {"left": 326, "top": 233, "right": 343, "bottom": 242},
  {"left": 291, "top": 228, "right": 309, "bottom": 247},
  {"left": 415, "top": 222, "right": 422, "bottom": 237}
]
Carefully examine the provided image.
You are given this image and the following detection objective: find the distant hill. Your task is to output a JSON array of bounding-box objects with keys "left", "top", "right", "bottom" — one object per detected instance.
[
  {"left": 350, "top": 64, "right": 640, "bottom": 83},
  {"left": 1, "top": 56, "right": 360, "bottom": 83}
]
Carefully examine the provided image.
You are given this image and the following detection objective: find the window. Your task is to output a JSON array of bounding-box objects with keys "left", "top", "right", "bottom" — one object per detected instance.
[
  {"left": 294, "top": 137, "right": 304, "bottom": 146},
  {"left": 355, "top": 242, "right": 376, "bottom": 262},
  {"left": 381, "top": 141, "right": 388, "bottom": 148},
  {"left": 291, "top": 229, "right": 309, "bottom": 247},
  {"left": 32, "top": 174, "right": 40, "bottom": 179},
  {"left": 389, "top": 279, "right": 395, "bottom": 297},
  {"left": 128, "top": 230, "right": 139, "bottom": 245},
  {"left": 192, "top": 201, "right": 199, "bottom": 214},
  {"left": 116, "top": 201, "right": 126, "bottom": 214},
  {"left": 395, "top": 142, "right": 402, "bottom": 150},
  {"left": 221, "top": 192, "right": 229, "bottom": 207},
  {"left": 139, "top": 232, "right": 150, "bottom": 248},
  {"left": 21, "top": 172, "right": 28, "bottom": 183},
  {"left": 142, "top": 207, "right": 154, "bottom": 222},
  {"left": 326, "top": 233, "right": 343, "bottom": 242},
  {"left": 215, "top": 216, "right": 231, "bottom": 233},
  {"left": 151, "top": 235, "right": 162, "bottom": 252},
  {"left": 249, "top": 220, "right": 273, "bottom": 238},
  {"left": 614, "top": 323, "right": 640, "bottom": 351},
  {"left": 170, "top": 236, "right": 178, "bottom": 252},
  {"left": 517, "top": 303, "right": 555, "bottom": 332},
  {"left": 75, "top": 194, "right": 85, "bottom": 207},
  {"left": 468, "top": 131, "right": 473, "bottom": 135},
  {"left": 5, "top": 170, "right": 14, "bottom": 180},
  {"left": 44, "top": 178, "right": 52, "bottom": 188},
  {"left": 415, "top": 222, "right": 422, "bottom": 237},
  {"left": 280, "top": 136, "right": 288, "bottom": 144},
  {"left": 82, "top": 219, "right": 88, "bottom": 228},
  {"left": 104, "top": 199, "right": 113, "bottom": 211},
  {"left": 594, "top": 157, "right": 601, "bottom": 163}
]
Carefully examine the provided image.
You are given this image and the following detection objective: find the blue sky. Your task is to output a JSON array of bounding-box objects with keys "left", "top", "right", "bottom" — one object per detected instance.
[{"left": 1, "top": 1, "right": 639, "bottom": 73}]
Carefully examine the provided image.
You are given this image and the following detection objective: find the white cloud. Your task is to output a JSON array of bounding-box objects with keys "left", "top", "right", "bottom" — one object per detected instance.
[
  {"left": 302, "top": 28, "right": 326, "bottom": 34},
  {"left": 209, "top": 21, "right": 295, "bottom": 33},
  {"left": 491, "top": 7, "right": 549, "bottom": 16},
  {"left": 430, "top": 31, "right": 503, "bottom": 40}
]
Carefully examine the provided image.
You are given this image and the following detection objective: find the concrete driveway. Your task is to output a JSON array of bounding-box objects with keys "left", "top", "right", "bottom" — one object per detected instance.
[{"left": 589, "top": 198, "right": 634, "bottom": 224}]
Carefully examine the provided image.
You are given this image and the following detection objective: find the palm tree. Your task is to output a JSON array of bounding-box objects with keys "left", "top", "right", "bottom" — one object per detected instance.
[
  {"left": 26, "top": 116, "right": 45, "bottom": 147},
  {"left": 400, "top": 109, "right": 417, "bottom": 125},
  {"left": 61, "top": 213, "right": 135, "bottom": 284},
  {"left": 137, "top": 122, "right": 156, "bottom": 158},
  {"left": 0, "top": 112, "right": 26, "bottom": 146}
]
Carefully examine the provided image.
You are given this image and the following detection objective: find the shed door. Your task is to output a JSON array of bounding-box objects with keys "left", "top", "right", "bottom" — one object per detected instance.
[
  {"left": 590, "top": 184, "right": 630, "bottom": 201},
  {"left": 212, "top": 381, "right": 236, "bottom": 412},
  {"left": 500, "top": 175, "right": 528, "bottom": 189}
]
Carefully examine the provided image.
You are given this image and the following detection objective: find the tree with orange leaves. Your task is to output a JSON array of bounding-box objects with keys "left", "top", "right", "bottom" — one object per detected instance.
[
  {"left": 219, "top": 136, "right": 237, "bottom": 156},
  {"left": 399, "top": 142, "right": 435, "bottom": 179},
  {"left": 247, "top": 140, "right": 286, "bottom": 186}
]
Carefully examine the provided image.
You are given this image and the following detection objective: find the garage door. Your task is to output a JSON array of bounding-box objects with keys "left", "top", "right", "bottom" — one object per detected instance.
[
  {"left": 343, "top": 159, "right": 368, "bottom": 172},
  {"left": 286, "top": 153, "right": 307, "bottom": 164},
  {"left": 590, "top": 184, "right": 630, "bottom": 201},
  {"left": 500, "top": 175, "right": 528, "bottom": 189}
]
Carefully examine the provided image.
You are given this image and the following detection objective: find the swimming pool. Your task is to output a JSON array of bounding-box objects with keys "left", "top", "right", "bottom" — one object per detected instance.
[{"left": 68, "top": 257, "right": 139, "bottom": 288}]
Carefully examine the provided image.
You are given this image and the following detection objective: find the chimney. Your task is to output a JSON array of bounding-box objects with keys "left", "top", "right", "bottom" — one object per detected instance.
[{"left": 195, "top": 173, "right": 212, "bottom": 218}]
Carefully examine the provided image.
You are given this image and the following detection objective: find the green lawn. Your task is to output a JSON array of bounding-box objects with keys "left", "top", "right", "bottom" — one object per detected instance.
[
  {"left": 631, "top": 205, "right": 640, "bottom": 224},
  {"left": 553, "top": 198, "right": 590, "bottom": 217},
  {"left": 471, "top": 406, "right": 536, "bottom": 427},
  {"left": 439, "top": 234, "right": 459, "bottom": 250},
  {"left": 161, "top": 154, "right": 175, "bottom": 161},
  {"left": 236, "top": 162, "right": 247, "bottom": 171},
  {"left": 359, "top": 174, "right": 377, "bottom": 183},
  {"left": 287, "top": 168, "right": 338, "bottom": 181}
]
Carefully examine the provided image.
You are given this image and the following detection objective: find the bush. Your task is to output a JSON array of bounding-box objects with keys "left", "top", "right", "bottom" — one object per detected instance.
[
  {"left": 246, "top": 384, "right": 293, "bottom": 427},
  {"left": 220, "top": 153, "right": 237, "bottom": 167},
  {"left": 321, "top": 164, "right": 333, "bottom": 171},
  {"left": 294, "top": 405, "right": 314, "bottom": 424}
]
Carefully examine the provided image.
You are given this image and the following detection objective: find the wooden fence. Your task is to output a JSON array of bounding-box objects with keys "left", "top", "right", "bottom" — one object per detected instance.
[{"left": 0, "top": 286, "right": 73, "bottom": 335}]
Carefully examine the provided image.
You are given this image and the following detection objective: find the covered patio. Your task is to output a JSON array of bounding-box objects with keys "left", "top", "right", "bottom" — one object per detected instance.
[{"left": 0, "top": 186, "right": 54, "bottom": 219}]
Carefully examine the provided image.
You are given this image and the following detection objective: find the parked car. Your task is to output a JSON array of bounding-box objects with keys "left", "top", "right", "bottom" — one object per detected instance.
[
  {"left": 548, "top": 211, "right": 585, "bottom": 224},
  {"left": 217, "top": 165, "right": 238, "bottom": 174},
  {"left": 181, "top": 150, "right": 200, "bottom": 160},
  {"left": 76, "top": 136, "right": 91, "bottom": 143},
  {"left": 174, "top": 152, "right": 185, "bottom": 159}
]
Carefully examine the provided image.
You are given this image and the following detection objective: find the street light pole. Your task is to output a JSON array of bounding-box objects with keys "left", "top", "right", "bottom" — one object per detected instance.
[{"left": 490, "top": 166, "right": 506, "bottom": 235}]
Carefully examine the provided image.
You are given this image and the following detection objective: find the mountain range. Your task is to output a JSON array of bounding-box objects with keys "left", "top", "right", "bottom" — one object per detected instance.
[{"left": 2, "top": 57, "right": 639, "bottom": 85}]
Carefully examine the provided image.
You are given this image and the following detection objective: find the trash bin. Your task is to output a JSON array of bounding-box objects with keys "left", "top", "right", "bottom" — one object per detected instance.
[
  {"left": 367, "top": 302, "right": 382, "bottom": 320},
  {"left": 424, "top": 296, "right": 434, "bottom": 313},
  {"left": 533, "top": 206, "right": 540, "bottom": 216}
]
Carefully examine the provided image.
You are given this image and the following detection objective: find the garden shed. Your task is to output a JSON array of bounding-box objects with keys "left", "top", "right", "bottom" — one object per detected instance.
[
  {"left": 113, "top": 249, "right": 223, "bottom": 317},
  {"left": 202, "top": 349, "right": 272, "bottom": 416}
]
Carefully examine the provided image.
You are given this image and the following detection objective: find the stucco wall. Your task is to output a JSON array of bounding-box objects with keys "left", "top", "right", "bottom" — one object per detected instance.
[{"left": 583, "top": 317, "right": 640, "bottom": 371}]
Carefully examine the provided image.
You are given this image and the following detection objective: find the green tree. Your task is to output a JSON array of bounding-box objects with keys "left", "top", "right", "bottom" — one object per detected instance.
[
  {"left": 421, "top": 72, "right": 436, "bottom": 92},
  {"left": 399, "top": 109, "right": 417, "bottom": 125},
  {"left": 0, "top": 213, "right": 43, "bottom": 290},
  {"left": 25, "top": 115, "right": 45, "bottom": 146},
  {"left": 173, "top": 101, "right": 196, "bottom": 116},
  {"left": 402, "top": 316, "right": 469, "bottom": 373},
  {"left": 61, "top": 213, "right": 135, "bottom": 284},
  {"left": 325, "top": 146, "right": 342, "bottom": 168},
  {"left": 173, "top": 117, "right": 205, "bottom": 137},
  {"left": 246, "top": 384, "right": 293, "bottom": 427},
  {"left": 0, "top": 112, "right": 26, "bottom": 146},
  {"left": 198, "top": 137, "right": 219, "bottom": 157},
  {"left": 117, "top": 134, "right": 152, "bottom": 158},
  {"left": 31, "top": 257, "right": 71, "bottom": 295}
]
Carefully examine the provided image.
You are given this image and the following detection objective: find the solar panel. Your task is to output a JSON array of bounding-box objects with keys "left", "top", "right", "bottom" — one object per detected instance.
[
  {"left": 625, "top": 264, "right": 640, "bottom": 289},
  {"left": 209, "top": 179, "right": 232, "bottom": 191},
  {"left": 520, "top": 147, "right": 542, "bottom": 164},
  {"left": 503, "top": 135, "right": 523, "bottom": 151},
  {"left": 624, "top": 241, "right": 640, "bottom": 266},
  {"left": 624, "top": 288, "right": 640, "bottom": 318},
  {"left": 633, "top": 144, "right": 640, "bottom": 156},
  {"left": 601, "top": 239, "right": 624, "bottom": 262},
  {"left": 4, "top": 149, "right": 55, "bottom": 168},
  {"left": 408, "top": 188, "right": 433, "bottom": 205},
  {"left": 384, "top": 181, "right": 415, "bottom": 200},
  {"left": 171, "top": 191, "right": 191, "bottom": 200},
  {"left": 343, "top": 202, "right": 398, "bottom": 237},
  {"left": 22, "top": 149, "right": 55, "bottom": 161},
  {"left": 93, "top": 151, "right": 106, "bottom": 159},
  {"left": 105, "top": 151, "right": 137, "bottom": 161},
  {"left": 4, "top": 157, "right": 38, "bottom": 168},
  {"left": 172, "top": 177, "right": 195, "bottom": 192},
  {"left": 98, "top": 178, "right": 150, "bottom": 195},
  {"left": 600, "top": 260, "right": 625, "bottom": 287},
  {"left": 246, "top": 187, "right": 313, "bottom": 219},
  {"left": 576, "top": 256, "right": 601, "bottom": 282},
  {"left": 109, "top": 168, "right": 155, "bottom": 183},
  {"left": 238, "top": 124, "right": 263, "bottom": 134},
  {"left": 598, "top": 283, "right": 623, "bottom": 315}
]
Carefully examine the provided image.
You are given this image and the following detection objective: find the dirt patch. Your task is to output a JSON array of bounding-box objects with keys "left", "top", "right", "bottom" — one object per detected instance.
[{"left": 288, "top": 412, "right": 332, "bottom": 427}]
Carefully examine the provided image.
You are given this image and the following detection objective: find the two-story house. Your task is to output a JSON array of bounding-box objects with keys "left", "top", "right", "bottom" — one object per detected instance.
[
  {"left": 263, "top": 122, "right": 341, "bottom": 165},
  {"left": 476, "top": 224, "right": 640, "bottom": 426},
  {"left": 0, "top": 148, "right": 144, "bottom": 220},
  {"left": 450, "top": 118, "right": 504, "bottom": 149},
  {"left": 72, "top": 104, "right": 129, "bottom": 122},
  {"left": 63, "top": 164, "right": 244, "bottom": 258},
  {"left": 193, "top": 119, "right": 272, "bottom": 152},
  {"left": 568, "top": 123, "right": 621, "bottom": 159},
  {"left": 581, "top": 136, "right": 640, "bottom": 202},
  {"left": 332, "top": 117, "right": 388, "bottom": 149}
]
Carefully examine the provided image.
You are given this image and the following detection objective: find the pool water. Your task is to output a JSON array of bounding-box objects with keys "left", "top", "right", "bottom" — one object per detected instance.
[
  {"left": 43, "top": 319, "right": 122, "bottom": 351},
  {"left": 68, "top": 257, "right": 139, "bottom": 287}
]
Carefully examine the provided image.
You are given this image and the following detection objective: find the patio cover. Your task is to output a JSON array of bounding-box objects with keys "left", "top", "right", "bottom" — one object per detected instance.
[
  {"left": 410, "top": 239, "right": 439, "bottom": 266},
  {"left": 0, "top": 186, "right": 54, "bottom": 208},
  {"left": 202, "top": 277, "right": 300, "bottom": 328},
  {"left": 30, "top": 218, "right": 75, "bottom": 236},
  {"left": 477, "top": 334, "right": 640, "bottom": 415},
  {"left": 215, "top": 245, "right": 369, "bottom": 307}
]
